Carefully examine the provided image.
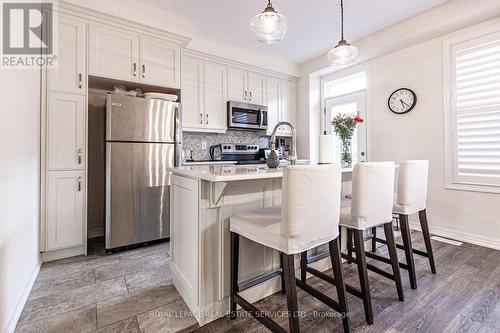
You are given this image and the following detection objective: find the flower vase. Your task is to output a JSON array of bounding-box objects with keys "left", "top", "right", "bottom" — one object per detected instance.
[{"left": 340, "top": 139, "right": 353, "bottom": 168}]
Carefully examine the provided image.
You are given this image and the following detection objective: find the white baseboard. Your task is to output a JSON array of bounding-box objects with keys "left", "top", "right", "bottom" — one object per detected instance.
[
  {"left": 409, "top": 221, "right": 500, "bottom": 251},
  {"left": 3, "top": 260, "right": 41, "bottom": 333},
  {"left": 87, "top": 227, "right": 104, "bottom": 239}
]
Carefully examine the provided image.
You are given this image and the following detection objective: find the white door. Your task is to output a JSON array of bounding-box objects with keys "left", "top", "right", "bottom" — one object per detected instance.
[
  {"left": 48, "top": 15, "right": 86, "bottom": 94},
  {"left": 325, "top": 91, "right": 367, "bottom": 164},
  {"left": 227, "top": 68, "right": 248, "bottom": 102},
  {"left": 204, "top": 62, "right": 227, "bottom": 131},
  {"left": 248, "top": 72, "right": 266, "bottom": 105},
  {"left": 140, "top": 37, "right": 180, "bottom": 88},
  {"left": 266, "top": 77, "right": 280, "bottom": 135},
  {"left": 46, "top": 92, "right": 86, "bottom": 170},
  {"left": 181, "top": 56, "right": 205, "bottom": 129},
  {"left": 46, "top": 171, "right": 85, "bottom": 250},
  {"left": 89, "top": 25, "right": 139, "bottom": 82},
  {"left": 278, "top": 80, "right": 296, "bottom": 136}
]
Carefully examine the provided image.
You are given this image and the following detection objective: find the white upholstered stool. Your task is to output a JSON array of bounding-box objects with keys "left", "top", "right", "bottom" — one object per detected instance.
[
  {"left": 340, "top": 162, "right": 404, "bottom": 325},
  {"left": 373, "top": 160, "right": 436, "bottom": 289},
  {"left": 229, "top": 165, "right": 350, "bottom": 333}
]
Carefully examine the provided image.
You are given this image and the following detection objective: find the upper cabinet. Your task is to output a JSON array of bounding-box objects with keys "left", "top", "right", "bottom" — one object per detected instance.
[
  {"left": 89, "top": 24, "right": 180, "bottom": 88},
  {"left": 139, "top": 37, "right": 180, "bottom": 88},
  {"left": 181, "top": 55, "right": 227, "bottom": 132},
  {"left": 48, "top": 15, "right": 86, "bottom": 95},
  {"left": 266, "top": 78, "right": 296, "bottom": 136},
  {"left": 89, "top": 25, "right": 139, "bottom": 82},
  {"left": 227, "top": 68, "right": 267, "bottom": 105}
]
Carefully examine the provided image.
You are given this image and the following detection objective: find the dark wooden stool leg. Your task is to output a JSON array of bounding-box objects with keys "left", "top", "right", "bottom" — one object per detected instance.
[
  {"left": 347, "top": 229, "right": 353, "bottom": 264},
  {"left": 300, "top": 251, "right": 307, "bottom": 283},
  {"left": 329, "top": 238, "right": 351, "bottom": 333},
  {"left": 399, "top": 214, "right": 417, "bottom": 289},
  {"left": 371, "top": 227, "right": 377, "bottom": 252},
  {"left": 383, "top": 222, "right": 404, "bottom": 302},
  {"left": 280, "top": 252, "right": 287, "bottom": 294},
  {"left": 419, "top": 209, "right": 436, "bottom": 274},
  {"left": 230, "top": 232, "right": 239, "bottom": 319},
  {"left": 283, "top": 253, "right": 300, "bottom": 333},
  {"left": 353, "top": 230, "right": 373, "bottom": 325}
]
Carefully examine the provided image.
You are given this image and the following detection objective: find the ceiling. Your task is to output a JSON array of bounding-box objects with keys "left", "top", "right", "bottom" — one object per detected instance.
[{"left": 138, "top": 0, "right": 449, "bottom": 64}]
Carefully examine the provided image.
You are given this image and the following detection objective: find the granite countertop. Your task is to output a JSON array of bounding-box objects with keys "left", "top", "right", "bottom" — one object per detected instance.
[{"left": 171, "top": 164, "right": 354, "bottom": 182}]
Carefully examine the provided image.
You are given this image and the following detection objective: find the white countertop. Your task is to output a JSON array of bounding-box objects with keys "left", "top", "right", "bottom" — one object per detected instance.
[{"left": 171, "top": 164, "right": 353, "bottom": 182}]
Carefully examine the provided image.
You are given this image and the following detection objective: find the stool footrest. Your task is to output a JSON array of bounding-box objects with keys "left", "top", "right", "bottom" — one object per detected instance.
[
  {"left": 342, "top": 252, "right": 396, "bottom": 281},
  {"left": 306, "top": 266, "right": 363, "bottom": 299},
  {"left": 238, "top": 268, "right": 283, "bottom": 292},
  {"left": 307, "top": 251, "right": 330, "bottom": 264},
  {"left": 233, "top": 294, "right": 287, "bottom": 333},
  {"left": 374, "top": 237, "right": 429, "bottom": 258},
  {"left": 296, "top": 279, "right": 343, "bottom": 313}
]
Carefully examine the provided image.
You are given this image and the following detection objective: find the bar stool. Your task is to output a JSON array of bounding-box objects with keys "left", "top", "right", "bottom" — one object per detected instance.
[
  {"left": 230, "top": 165, "right": 350, "bottom": 333},
  {"left": 372, "top": 160, "right": 436, "bottom": 290},
  {"left": 339, "top": 162, "right": 404, "bottom": 325}
]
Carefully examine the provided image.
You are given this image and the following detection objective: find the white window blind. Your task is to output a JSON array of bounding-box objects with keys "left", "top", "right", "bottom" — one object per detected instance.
[{"left": 451, "top": 32, "right": 500, "bottom": 189}]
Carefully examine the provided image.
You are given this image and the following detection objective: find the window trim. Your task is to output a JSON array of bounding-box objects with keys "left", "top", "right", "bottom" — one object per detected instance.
[{"left": 443, "top": 27, "right": 500, "bottom": 194}]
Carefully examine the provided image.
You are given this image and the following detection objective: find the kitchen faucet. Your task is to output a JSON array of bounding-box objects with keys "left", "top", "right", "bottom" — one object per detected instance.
[{"left": 269, "top": 122, "right": 297, "bottom": 165}]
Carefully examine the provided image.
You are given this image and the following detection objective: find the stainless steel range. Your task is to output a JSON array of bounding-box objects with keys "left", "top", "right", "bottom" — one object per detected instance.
[{"left": 217, "top": 143, "right": 266, "bottom": 165}]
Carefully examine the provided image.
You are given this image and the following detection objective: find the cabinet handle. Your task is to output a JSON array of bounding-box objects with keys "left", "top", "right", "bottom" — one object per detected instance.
[
  {"left": 133, "top": 63, "right": 137, "bottom": 77},
  {"left": 77, "top": 177, "right": 82, "bottom": 192},
  {"left": 78, "top": 73, "right": 82, "bottom": 89},
  {"left": 205, "top": 113, "right": 208, "bottom": 125},
  {"left": 244, "top": 90, "right": 247, "bottom": 101},
  {"left": 249, "top": 91, "right": 252, "bottom": 102},
  {"left": 200, "top": 113, "right": 203, "bottom": 124},
  {"left": 77, "top": 148, "right": 82, "bottom": 164},
  {"left": 142, "top": 64, "right": 146, "bottom": 78}
]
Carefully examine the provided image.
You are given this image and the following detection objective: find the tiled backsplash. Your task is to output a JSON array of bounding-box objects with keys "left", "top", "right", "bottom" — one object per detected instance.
[{"left": 183, "top": 130, "right": 269, "bottom": 160}]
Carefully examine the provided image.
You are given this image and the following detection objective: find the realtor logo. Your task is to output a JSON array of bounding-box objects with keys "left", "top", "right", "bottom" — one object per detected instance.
[{"left": 1, "top": 1, "right": 57, "bottom": 68}]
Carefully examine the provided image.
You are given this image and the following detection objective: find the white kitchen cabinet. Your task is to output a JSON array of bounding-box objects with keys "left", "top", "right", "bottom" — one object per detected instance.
[
  {"left": 266, "top": 77, "right": 280, "bottom": 136},
  {"left": 46, "top": 171, "right": 85, "bottom": 251},
  {"left": 89, "top": 25, "right": 139, "bottom": 82},
  {"left": 46, "top": 92, "right": 86, "bottom": 170},
  {"left": 248, "top": 73, "right": 266, "bottom": 105},
  {"left": 48, "top": 15, "right": 86, "bottom": 95},
  {"left": 140, "top": 36, "right": 180, "bottom": 88},
  {"left": 278, "top": 79, "right": 296, "bottom": 136},
  {"left": 227, "top": 67, "right": 248, "bottom": 102},
  {"left": 181, "top": 56, "right": 205, "bottom": 129},
  {"left": 203, "top": 62, "right": 227, "bottom": 131}
]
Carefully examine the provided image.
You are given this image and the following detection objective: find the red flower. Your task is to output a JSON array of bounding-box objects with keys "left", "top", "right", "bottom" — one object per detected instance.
[{"left": 354, "top": 115, "right": 364, "bottom": 123}]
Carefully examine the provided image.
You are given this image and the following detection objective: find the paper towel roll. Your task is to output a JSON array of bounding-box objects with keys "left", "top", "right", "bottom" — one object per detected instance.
[{"left": 319, "top": 134, "right": 334, "bottom": 164}]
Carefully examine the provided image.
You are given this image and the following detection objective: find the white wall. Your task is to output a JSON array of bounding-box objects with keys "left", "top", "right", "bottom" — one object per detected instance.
[
  {"left": 0, "top": 68, "right": 41, "bottom": 332},
  {"left": 297, "top": 1, "right": 500, "bottom": 248}
]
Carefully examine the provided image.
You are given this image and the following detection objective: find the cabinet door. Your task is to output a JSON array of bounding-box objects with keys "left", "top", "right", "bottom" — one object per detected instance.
[
  {"left": 48, "top": 15, "right": 86, "bottom": 94},
  {"left": 227, "top": 68, "right": 248, "bottom": 102},
  {"left": 266, "top": 77, "right": 280, "bottom": 136},
  {"left": 46, "top": 171, "right": 85, "bottom": 250},
  {"left": 181, "top": 56, "right": 205, "bottom": 129},
  {"left": 47, "top": 93, "right": 86, "bottom": 170},
  {"left": 279, "top": 80, "right": 296, "bottom": 136},
  {"left": 204, "top": 62, "right": 227, "bottom": 130},
  {"left": 89, "top": 25, "right": 139, "bottom": 82},
  {"left": 248, "top": 72, "right": 266, "bottom": 105},
  {"left": 140, "top": 37, "right": 180, "bottom": 88}
]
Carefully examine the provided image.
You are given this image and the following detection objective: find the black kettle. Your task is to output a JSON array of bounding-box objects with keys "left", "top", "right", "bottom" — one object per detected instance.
[{"left": 209, "top": 144, "right": 222, "bottom": 161}]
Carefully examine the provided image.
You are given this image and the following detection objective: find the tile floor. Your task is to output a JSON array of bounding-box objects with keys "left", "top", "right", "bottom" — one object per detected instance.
[{"left": 15, "top": 238, "right": 199, "bottom": 333}]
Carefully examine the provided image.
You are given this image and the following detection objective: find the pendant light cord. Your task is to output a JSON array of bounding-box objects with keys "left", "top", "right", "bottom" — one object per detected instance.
[{"left": 340, "top": 0, "right": 344, "bottom": 40}]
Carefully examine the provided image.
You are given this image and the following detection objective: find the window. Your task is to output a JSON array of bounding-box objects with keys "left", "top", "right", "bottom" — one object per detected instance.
[
  {"left": 322, "top": 71, "right": 367, "bottom": 164},
  {"left": 445, "top": 31, "right": 500, "bottom": 192}
]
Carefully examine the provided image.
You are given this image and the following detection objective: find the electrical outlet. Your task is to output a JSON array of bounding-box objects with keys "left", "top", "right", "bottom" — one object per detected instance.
[{"left": 201, "top": 141, "right": 207, "bottom": 150}]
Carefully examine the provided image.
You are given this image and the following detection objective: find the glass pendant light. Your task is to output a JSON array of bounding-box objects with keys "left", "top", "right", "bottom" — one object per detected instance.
[
  {"left": 327, "top": 0, "right": 358, "bottom": 66},
  {"left": 250, "top": 1, "right": 288, "bottom": 45}
]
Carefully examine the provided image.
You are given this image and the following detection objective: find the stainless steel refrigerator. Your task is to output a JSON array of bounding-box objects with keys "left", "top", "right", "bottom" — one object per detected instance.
[{"left": 105, "top": 94, "right": 182, "bottom": 250}]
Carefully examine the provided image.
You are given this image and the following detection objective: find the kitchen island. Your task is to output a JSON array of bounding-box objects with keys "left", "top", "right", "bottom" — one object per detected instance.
[{"left": 169, "top": 164, "right": 352, "bottom": 326}]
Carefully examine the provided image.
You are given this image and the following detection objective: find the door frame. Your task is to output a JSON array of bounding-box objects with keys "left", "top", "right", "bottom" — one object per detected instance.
[{"left": 323, "top": 90, "right": 368, "bottom": 163}]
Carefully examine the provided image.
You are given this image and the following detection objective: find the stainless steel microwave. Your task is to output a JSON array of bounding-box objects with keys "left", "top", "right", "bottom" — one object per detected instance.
[{"left": 228, "top": 101, "right": 268, "bottom": 130}]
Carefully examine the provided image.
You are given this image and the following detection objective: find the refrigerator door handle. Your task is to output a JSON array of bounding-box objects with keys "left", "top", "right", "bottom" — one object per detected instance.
[{"left": 174, "top": 104, "right": 183, "bottom": 167}]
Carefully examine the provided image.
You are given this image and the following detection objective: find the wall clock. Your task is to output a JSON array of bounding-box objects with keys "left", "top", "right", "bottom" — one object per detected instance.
[{"left": 388, "top": 88, "right": 417, "bottom": 114}]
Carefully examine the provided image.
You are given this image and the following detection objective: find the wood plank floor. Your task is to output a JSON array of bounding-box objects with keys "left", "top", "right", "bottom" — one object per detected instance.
[{"left": 193, "top": 230, "right": 500, "bottom": 333}]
